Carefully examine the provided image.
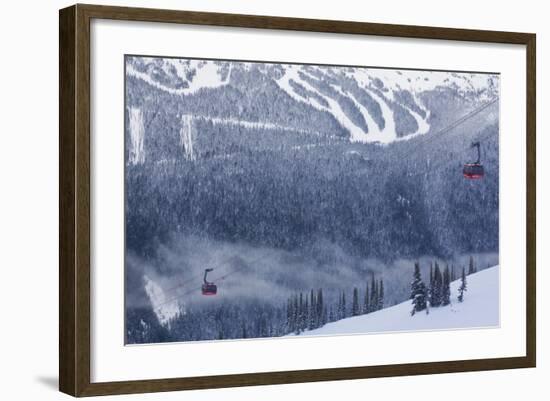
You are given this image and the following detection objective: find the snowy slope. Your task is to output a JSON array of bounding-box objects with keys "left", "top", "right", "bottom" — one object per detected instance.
[
  {"left": 276, "top": 65, "right": 371, "bottom": 142},
  {"left": 128, "top": 107, "right": 145, "bottom": 165},
  {"left": 143, "top": 275, "right": 180, "bottom": 326},
  {"left": 126, "top": 56, "right": 499, "bottom": 145},
  {"left": 296, "top": 265, "right": 499, "bottom": 336},
  {"left": 347, "top": 68, "right": 498, "bottom": 101},
  {"left": 126, "top": 58, "right": 231, "bottom": 95}
]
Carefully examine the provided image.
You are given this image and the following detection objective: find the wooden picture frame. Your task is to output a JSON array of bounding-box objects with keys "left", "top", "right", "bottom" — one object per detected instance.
[{"left": 59, "top": 3, "right": 536, "bottom": 397}]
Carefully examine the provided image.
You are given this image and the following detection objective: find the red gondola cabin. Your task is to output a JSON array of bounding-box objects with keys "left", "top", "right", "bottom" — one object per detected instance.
[
  {"left": 463, "top": 142, "right": 484, "bottom": 179},
  {"left": 201, "top": 283, "right": 217, "bottom": 295},
  {"left": 201, "top": 268, "right": 217, "bottom": 295},
  {"left": 463, "top": 163, "right": 484, "bottom": 179}
]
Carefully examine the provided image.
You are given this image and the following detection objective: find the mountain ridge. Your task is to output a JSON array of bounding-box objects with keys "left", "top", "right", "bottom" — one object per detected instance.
[{"left": 126, "top": 56, "right": 499, "bottom": 154}]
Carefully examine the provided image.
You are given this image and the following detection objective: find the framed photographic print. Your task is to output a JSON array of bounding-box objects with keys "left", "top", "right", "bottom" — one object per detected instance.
[{"left": 59, "top": 4, "right": 536, "bottom": 397}]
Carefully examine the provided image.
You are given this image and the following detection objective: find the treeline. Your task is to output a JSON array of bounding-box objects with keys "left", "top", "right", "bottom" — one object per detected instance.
[
  {"left": 127, "top": 275, "right": 386, "bottom": 344},
  {"left": 286, "top": 275, "right": 385, "bottom": 335},
  {"left": 411, "top": 256, "right": 476, "bottom": 315},
  {"left": 286, "top": 289, "right": 327, "bottom": 334},
  {"left": 127, "top": 300, "right": 288, "bottom": 344}
]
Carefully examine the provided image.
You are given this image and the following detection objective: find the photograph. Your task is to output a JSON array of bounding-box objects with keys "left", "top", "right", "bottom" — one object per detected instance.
[{"left": 124, "top": 55, "right": 500, "bottom": 344}]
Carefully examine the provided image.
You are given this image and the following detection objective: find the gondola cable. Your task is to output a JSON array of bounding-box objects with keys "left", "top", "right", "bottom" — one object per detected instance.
[{"left": 388, "top": 97, "right": 498, "bottom": 168}]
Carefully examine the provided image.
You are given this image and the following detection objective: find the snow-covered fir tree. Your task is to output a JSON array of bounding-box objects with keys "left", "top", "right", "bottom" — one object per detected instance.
[
  {"left": 341, "top": 291, "right": 347, "bottom": 319},
  {"left": 369, "top": 274, "right": 378, "bottom": 313},
  {"left": 378, "top": 279, "right": 384, "bottom": 310},
  {"left": 442, "top": 265, "right": 451, "bottom": 306},
  {"left": 429, "top": 262, "right": 434, "bottom": 291},
  {"left": 309, "top": 289, "right": 316, "bottom": 330},
  {"left": 458, "top": 267, "right": 467, "bottom": 302},
  {"left": 303, "top": 298, "right": 309, "bottom": 332},
  {"left": 316, "top": 288, "right": 325, "bottom": 326},
  {"left": 352, "top": 287, "right": 360, "bottom": 316},
  {"left": 297, "top": 293, "right": 304, "bottom": 333},
  {"left": 468, "top": 255, "right": 476, "bottom": 275},
  {"left": 363, "top": 284, "right": 370, "bottom": 314},
  {"left": 410, "top": 262, "right": 428, "bottom": 315},
  {"left": 430, "top": 262, "right": 443, "bottom": 307}
]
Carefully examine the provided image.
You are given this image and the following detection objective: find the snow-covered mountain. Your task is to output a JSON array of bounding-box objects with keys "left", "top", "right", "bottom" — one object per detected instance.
[
  {"left": 292, "top": 265, "right": 499, "bottom": 336},
  {"left": 126, "top": 56, "right": 499, "bottom": 147}
]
